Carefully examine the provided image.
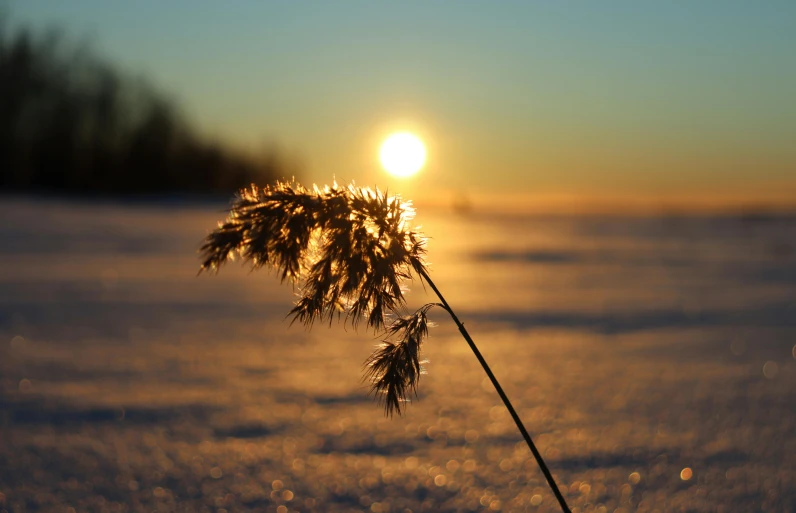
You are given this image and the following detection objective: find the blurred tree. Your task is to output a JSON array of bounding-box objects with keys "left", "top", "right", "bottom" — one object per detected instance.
[{"left": 0, "top": 16, "right": 289, "bottom": 194}]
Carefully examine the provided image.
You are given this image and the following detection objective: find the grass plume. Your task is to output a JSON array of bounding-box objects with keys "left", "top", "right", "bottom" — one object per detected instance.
[
  {"left": 200, "top": 179, "right": 572, "bottom": 512},
  {"left": 200, "top": 180, "right": 427, "bottom": 332},
  {"left": 364, "top": 303, "right": 436, "bottom": 416}
]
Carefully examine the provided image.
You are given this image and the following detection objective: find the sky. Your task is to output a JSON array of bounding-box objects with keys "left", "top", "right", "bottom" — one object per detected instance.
[{"left": 7, "top": 1, "right": 796, "bottom": 210}]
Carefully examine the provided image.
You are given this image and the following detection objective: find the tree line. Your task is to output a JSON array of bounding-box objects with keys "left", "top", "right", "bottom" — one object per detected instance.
[{"left": 0, "top": 18, "right": 287, "bottom": 195}]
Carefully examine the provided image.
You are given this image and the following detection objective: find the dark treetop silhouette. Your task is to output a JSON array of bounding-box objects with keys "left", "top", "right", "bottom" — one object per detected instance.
[
  {"left": 0, "top": 18, "right": 281, "bottom": 194},
  {"left": 199, "top": 180, "right": 572, "bottom": 512}
]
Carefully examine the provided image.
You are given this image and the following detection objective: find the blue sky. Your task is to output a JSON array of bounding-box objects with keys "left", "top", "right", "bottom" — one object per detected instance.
[{"left": 7, "top": 1, "right": 796, "bottom": 207}]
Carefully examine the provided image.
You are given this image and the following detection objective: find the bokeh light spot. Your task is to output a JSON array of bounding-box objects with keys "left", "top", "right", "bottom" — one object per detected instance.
[
  {"left": 763, "top": 361, "right": 779, "bottom": 379},
  {"left": 18, "top": 379, "right": 32, "bottom": 393},
  {"left": 446, "top": 459, "right": 460, "bottom": 472}
]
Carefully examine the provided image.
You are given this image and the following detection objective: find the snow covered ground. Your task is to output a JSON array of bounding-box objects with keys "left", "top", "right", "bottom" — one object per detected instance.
[{"left": 1, "top": 197, "right": 794, "bottom": 512}]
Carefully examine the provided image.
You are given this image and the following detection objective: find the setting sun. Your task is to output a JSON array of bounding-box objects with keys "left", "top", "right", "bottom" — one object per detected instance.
[{"left": 379, "top": 132, "right": 426, "bottom": 178}]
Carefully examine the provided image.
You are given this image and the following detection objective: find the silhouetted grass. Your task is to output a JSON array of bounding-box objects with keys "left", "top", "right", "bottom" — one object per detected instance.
[{"left": 200, "top": 180, "right": 573, "bottom": 512}]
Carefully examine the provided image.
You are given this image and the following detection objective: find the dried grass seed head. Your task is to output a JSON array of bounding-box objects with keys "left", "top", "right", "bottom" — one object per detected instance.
[
  {"left": 364, "top": 303, "right": 436, "bottom": 416},
  {"left": 199, "top": 180, "right": 428, "bottom": 331}
]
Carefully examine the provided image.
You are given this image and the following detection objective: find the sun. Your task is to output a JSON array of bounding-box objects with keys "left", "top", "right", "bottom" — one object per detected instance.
[{"left": 379, "top": 132, "right": 426, "bottom": 178}]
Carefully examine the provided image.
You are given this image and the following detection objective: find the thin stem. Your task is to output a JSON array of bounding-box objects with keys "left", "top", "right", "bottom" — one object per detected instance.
[{"left": 418, "top": 268, "right": 571, "bottom": 513}]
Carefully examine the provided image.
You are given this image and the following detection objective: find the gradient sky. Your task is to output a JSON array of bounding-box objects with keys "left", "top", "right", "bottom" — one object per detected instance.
[{"left": 7, "top": 1, "right": 796, "bottom": 209}]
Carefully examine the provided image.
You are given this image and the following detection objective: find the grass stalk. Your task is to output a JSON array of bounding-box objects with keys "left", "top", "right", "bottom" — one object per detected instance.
[{"left": 417, "top": 267, "right": 571, "bottom": 513}]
